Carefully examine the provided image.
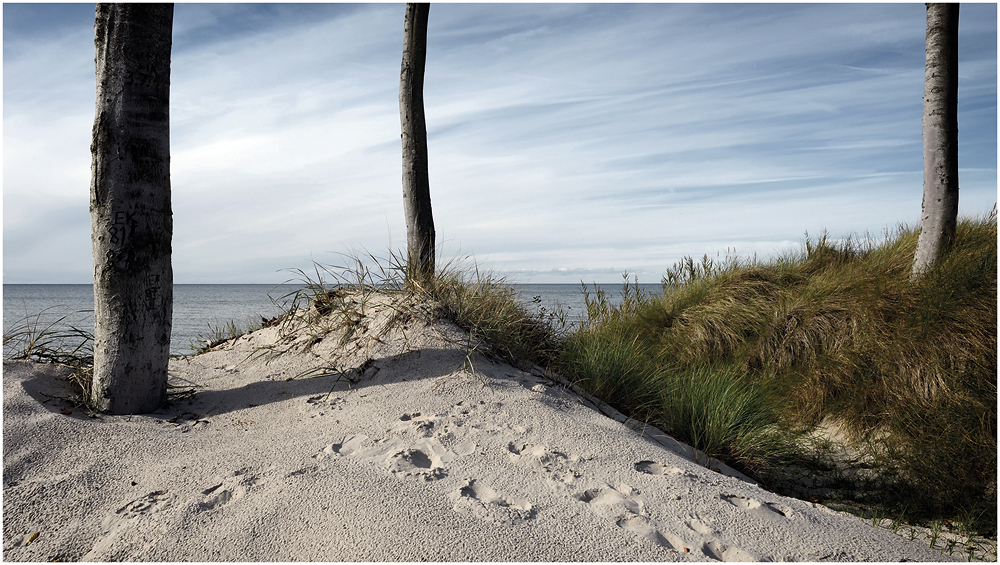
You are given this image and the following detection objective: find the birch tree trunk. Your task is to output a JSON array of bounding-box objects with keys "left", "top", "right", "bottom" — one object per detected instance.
[
  {"left": 399, "top": 2, "right": 436, "bottom": 285},
  {"left": 911, "top": 3, "right": 960, "bottom": 280},
  {"left": 90, "top": 3, "right": 174, "bottom": 414}
]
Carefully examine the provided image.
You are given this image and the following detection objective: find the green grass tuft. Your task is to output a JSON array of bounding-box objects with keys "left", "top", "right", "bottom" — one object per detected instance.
[{"left": 654, "top": 363, "right": 797, "bottom": 474}]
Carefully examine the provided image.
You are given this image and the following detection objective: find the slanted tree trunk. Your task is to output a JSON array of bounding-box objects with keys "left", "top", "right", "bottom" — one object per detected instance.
[
  {"left": 399, "top": 2, "right": 435, "bottom": 285},
  {"left": 90, "top": 3, "right": 174, "bottom": 414},
  {"left": 912, "top": 3, "right": 960, "bottom": 280}
]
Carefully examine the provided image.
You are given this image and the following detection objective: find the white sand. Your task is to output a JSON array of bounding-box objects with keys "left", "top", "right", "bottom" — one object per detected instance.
[{"left": 3, "top": 294, "right": 960, "bottom": 561}]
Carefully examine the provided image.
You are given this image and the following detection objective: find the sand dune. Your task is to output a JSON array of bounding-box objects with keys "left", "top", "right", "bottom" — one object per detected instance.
[{"left": 3, "top": 294, "right": 960, "bottom": 561}]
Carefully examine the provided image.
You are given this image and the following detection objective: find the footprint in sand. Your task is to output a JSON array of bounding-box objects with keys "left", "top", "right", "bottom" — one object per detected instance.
[
  {"left": 86, "top": 466, "right": 274, "bottom": 559},
  {"left": 577, "top": 484, "right": 686, "bottom": 550},
  {"left": 634, "top": 460, "right": 685, "bottom": 476},
  {"left": 322, "top": 434, "right": 452, "bottom": 481},
  {"left": 765, "top": 501, "right": 795, "bottom": 518},
  {"left": 702, "top": 539, "right": 755, "bottom": 562},
  {"left": 84, "top": 490, "right": 177, "bottom": 560},
  {"left": 617, "top": 514, "right": 683, "bottom": 549},
  {"left": 197, "top": 467, "right": 270, "bottom": 512},
  {"left": 508, "top": 442, "right": 583, "bottom": 485},
  {"left": 446, "top": 400, "right": 528, "bottom": 435},
  {"left": 722, "top": 493, "right": 795, "bottom": 519},
  {"left": 324, "top": 434, "right": 370, "bottom": 457},
  {"left": 398, "top": 412, "right": 439, "bottom": 437},
  {"left": 114, "top": 489, "right": 174, "bottom": 517},
  {"left": 395, "top": 410, "right": 477, "bottom": 446},
  {"left": 385, "top": 447, "right": 447, "bottom": 481},
  {"left": 199, "top": 483, "right": 232, "bottom": 510},
  {"left": 721, "top": 493, "right": 760, "bottom": 510},
  {"left": 458, "top": 479, "right": 503, "bottom": 504},
  {"left": 577, "top": 485, "right": 644, "bottom": 517},
  {"left": 449, "top": 479, "right": 534, "bottom": 526},
  {"left": 687, "top": 517, "right": 716, "bottom": 535},
  {"left": 285, "top": 466, "right": 319, "bottom": 479}
]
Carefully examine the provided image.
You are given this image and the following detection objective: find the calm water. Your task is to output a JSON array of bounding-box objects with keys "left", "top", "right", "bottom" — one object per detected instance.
[{"left": 3, "top": 282, "right": 662, "bottom": 357}]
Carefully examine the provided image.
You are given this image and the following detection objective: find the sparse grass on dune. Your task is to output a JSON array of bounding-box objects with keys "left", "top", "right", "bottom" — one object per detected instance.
[
  {"left": 3, "top": 307, "right": 98, "bottom": 413},
  {"left": 414, "top": 256, "right": 566, "bottom": 370},
  {"left": 273, "top": 251, "right": 565, "bottom": 371},
  {"left": 3, "top": 306, "right": 94, "bottom": 367},
  {"left": 192, "top": 316, "right": 273, "bottom": 354}
]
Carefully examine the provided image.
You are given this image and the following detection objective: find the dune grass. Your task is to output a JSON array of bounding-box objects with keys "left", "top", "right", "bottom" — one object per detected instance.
[
  {"left": 266, "top": 250, "right": 564, "bottom": 372},
  {"left": 555, "top": 210, "right": 996, "bottom": 539},
  {"left": 407, "top": 255, "right": 565, "bottom": 370},
  {"left": 191, "top": 316, "right": 274, "bottom": 354},
  {"left": 3, "top": 307, "right": 98, "bottom": 412},
  {"left": 3, "top": 306, "right": 94, "bottom": 367}
]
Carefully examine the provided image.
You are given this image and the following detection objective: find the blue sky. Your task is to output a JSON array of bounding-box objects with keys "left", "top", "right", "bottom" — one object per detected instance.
[{"left": 3, "top": 3, "right": 997, "bottom": 284}]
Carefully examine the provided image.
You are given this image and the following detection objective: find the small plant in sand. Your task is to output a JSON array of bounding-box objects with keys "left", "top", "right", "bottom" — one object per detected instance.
[
  {"left": 192, "top": 316, "right": 274, "bottom": 354},
  {"left": 266, "top": 252, "right": 409, "bottom": 350}
]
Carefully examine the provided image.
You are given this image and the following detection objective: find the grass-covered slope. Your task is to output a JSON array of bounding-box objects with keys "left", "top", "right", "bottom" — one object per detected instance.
[{"left": 557, "top": 211, "right": 996, "bottom": 536}]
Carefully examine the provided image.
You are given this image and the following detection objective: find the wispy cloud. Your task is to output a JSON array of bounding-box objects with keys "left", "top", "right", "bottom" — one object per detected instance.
[{"left": 3, "top": 3, "right": 996, "bottom": 283}]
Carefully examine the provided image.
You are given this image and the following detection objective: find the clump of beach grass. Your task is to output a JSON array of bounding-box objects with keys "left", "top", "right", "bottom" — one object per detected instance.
[
  {"left": 555, "top": 209, "right": 997, "bottom": 538},
  {"left": 406, "top": 254, "right": 565, "bottom": 370},
  {"left": 557, "top": 275, "right": 800, "bottom": 476},
  {"left": 3, "top": 307, "right": 98, "bottom": 413},
  {"left": 3, "top": 306, "right": 94, "bottom": 367}
]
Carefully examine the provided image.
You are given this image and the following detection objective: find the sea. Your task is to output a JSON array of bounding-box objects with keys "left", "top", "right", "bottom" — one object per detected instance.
[{"left": 3, "top": 282, "right": 663, "bottom": 358}]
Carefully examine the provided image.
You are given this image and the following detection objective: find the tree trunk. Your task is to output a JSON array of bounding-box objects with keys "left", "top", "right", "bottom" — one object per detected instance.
[
  {"left": 399, "top": 2, "right": 436, "bottom": 285},
  {"left": 911, "top": 3, "right": 960, "bottom": 280},
  {"left": 90, "top": 3, "right": 174, "bottom": 414}
]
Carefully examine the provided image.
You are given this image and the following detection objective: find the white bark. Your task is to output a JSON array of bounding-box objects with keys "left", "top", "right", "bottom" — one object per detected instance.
[
  {"left": 90, "top": 3, "right": 174, "bottom": 414},
  {"left": 912, "top": 3, "right": 960, "bottom": 280}
]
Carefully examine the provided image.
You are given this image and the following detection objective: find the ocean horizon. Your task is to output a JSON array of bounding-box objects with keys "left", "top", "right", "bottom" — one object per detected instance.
[{"left": 3, "top": 282, "right": 662, "bottom": 357}]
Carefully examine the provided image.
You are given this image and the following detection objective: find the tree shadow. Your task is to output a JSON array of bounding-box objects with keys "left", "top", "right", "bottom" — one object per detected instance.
[
  {"left": 10, "top": 346, "right": 528, "bottom": 422},
  {"left": 164, "top": 347, "right": 474, "bottom": 418},
  {"left": 7, "top": 359, "right": 86, "bottom": 418}
]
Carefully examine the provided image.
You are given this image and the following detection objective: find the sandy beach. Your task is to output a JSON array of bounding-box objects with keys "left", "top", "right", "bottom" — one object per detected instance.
[{"left": 3, "top": 293, "right": 964, "bottom": 561}]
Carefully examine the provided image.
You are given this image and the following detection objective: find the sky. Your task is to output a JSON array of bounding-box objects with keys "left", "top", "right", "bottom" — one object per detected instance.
[{"left": 3, "top": 2, "right": 997, "bottom": 284}]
